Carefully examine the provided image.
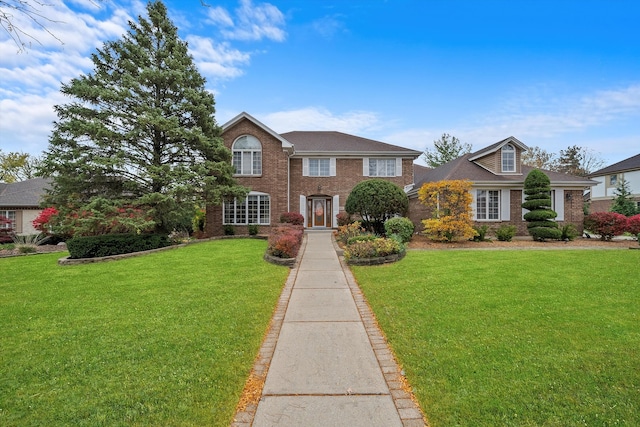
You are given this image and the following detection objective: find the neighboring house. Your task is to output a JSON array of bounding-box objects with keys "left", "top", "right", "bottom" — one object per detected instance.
[
  {"left": 587, "top": 153, "right": 640, "bottom": 213},
  {"left": 407, "top": 137, "right": 597, "bottom": 235},
  {"left": 205, "top": 112, "right": 422, "bottom": 236},
  {"left": 0, "top": 178, "right": 50, "bottom": 235}
]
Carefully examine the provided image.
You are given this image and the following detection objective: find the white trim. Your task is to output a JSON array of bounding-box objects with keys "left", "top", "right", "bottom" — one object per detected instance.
[
  {"left": 362, "top": 158, "right": 369, "bottom": 176},
  {"left": 330, "top": 158, "right": 336, "bottom": 176},
  {"left": 302, "top": 158, "right": 309, "bottom": 176},
  {"left": 299, "top": 195, "right": 306, "bottom": 228},
  {"left": 332, "top": 195, "right": 339, "bottom": 227},
  {"left": 396, "top": 158, "right": 402, "bottom": 176},
  {"left": 554, "top": 189, "right": 565, "bottom": 221}
]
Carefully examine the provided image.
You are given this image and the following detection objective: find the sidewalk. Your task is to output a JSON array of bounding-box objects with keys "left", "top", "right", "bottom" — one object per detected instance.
[{"left": 232, "top": 230, "right": 425, "bottom": 427}]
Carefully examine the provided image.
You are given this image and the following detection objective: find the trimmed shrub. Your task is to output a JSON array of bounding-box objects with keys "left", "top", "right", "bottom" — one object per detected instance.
[
  {"left": 496, "top": 224, "right": 517, "bottom": 242},
  {"left": 223, "top": 224, "right": 235, "bottom": 235},
  {"left": 66, "top": 233, "right": 170, "bottom": 259},
  {"left": 627, "top": 214, "right": 640, "bottom": 235},
  {"left": 384, "top": 217, "right": 415, "bottom": 243},
  {"left": 472, "top": 224, "right": 490, "bottom": 242},
  {"left": 522, "top": 169, "right": 561, "bottom": 241},
  {"left": 345, "top": 179, "right": 409, "bottom": 235},
  {"left": 248, "top": 224, "right": 259, "bottom": 236},
  {"left": 267, "top": 224, "right": 304, "bottom": 259},
  {"left": 0, "top": 215, "right": 14, "bottom": 244},
  {"left": 347, "top": 234, "right": 376, "bottom": 245},
  {"left": 336, "top": 221, "right": 365, "bottom": 245},
  {"left": 560, "top": 224, "right": 580, "bottom": 241},
  {"left": 344, "top": 237, "right": 403, "bottom": 261},
  {"left": 280, "top": 212, "right": 304, "bottom": 225},
  {"left": 584, "top": 212, "right": 628, "bottom": 241}
]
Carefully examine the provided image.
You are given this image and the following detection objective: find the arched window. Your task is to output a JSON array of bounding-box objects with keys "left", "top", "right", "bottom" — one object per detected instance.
[
  {"left": 501, "top": 144, "right": 515, "bottom": 172},
  {"left": 232, "top": 135, "right": 262, "bottom": 175}
]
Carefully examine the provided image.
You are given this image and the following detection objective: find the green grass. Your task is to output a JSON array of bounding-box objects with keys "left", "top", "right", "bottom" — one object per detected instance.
[
  {"left": 351, "top": 250, "right": 640, "bottom": 427},
  {"left": 0, "top": 240, "right": 289, "bottom": 426}
]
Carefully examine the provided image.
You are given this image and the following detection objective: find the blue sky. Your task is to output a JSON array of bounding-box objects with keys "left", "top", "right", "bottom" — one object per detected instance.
[{"left": 1, "top": 0, "right": 639, "bottom": 167}]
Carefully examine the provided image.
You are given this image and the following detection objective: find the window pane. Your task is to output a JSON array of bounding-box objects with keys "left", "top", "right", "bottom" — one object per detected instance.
[
  {"left": 253, "top": 151, "right": 262, "bottom": 175},
  {"left": 386, "top": 159, "right": 396, "bottom": 176},
  {"left": 260, "top": 196, "right": 270, "bottom": 224},
  {"left": 232, "top": 152, "right": 241, "bottom": 174},
  {"left": 369, "top": 159, "right": 377, "bottom": 176},
  {"left": 319, "top": 159, "right": 330, "bottom": 176},
  {"left": 488, "top": 191, "right": 500, "bottom": 220}
]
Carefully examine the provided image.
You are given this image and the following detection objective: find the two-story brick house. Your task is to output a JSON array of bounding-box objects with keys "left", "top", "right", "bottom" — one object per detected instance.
[
  {"left": 205, "top": 112, "right": 422, "bottom": 236},
  {"left": 588, "top": 153, "right": 640, "bottom": 213}
]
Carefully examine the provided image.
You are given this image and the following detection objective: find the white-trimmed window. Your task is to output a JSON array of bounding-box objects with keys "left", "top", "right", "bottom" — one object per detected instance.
[
  {"left": 369, "top": 159, "right": 396, "bottom": 177},
  {"left": 609, "top": 175, "right": 618, "bottom": 186},
  {"left": 0, "top": 210, "right": 16, "bottom": 230},
  {"left": 477, "top": 190, "right": 500, "bottom": 220},
  {"left": 501, "top": 144, "right": 516, "bottom": 172},
  {"left": 302, "top": 158, "right": 336, "bottom": 176},
  {"left": 232, "top": 135, "right": 262, "bottom": 175},
  {"left": 224, "top": 193, "right": 270, "bottom": 225}
]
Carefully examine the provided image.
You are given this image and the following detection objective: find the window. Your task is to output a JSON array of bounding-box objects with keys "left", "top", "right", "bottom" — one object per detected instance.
[
  {"left": 224, "top": 194, "right": 270, "bottom": 225},
  {"left": 309, "top": 159, "right": 330, "bottom": 176},
  {"left": 477, "top": 190, "right": 500, "bottom": 220},
  {"left": 369, "top": 159, "right": 396, "bottom": 177},
  {"left": 501, "top": 144, "right": 516, "bottom": 172},
  {"left": 609, "top": 175, "right": 618, "bottom": 186},
  {"left": 232, "top": 135, "right": 262, "bottom": 175},
  {"left": 0, "top": 210, "right": 16, "bottom": 230}
]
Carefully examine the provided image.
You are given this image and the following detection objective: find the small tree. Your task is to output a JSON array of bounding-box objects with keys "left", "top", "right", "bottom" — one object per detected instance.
[
  {"left": 584, "top": 212, "right": 628, "bottom": 241},
  {"left": 345, "top": 179, "right": 408, "bottom": 235},
  {"left": 422, "top": 133, "right": 472, "bottom": 168},
  {"left": 610, "top": 178, "right": 639, "bottom": 216},
  {"left": 418, "top": 180, "right": 476, "bottom": 242},
  {"left": 522, "top": 169, "right": 561, "bottom": 241}
]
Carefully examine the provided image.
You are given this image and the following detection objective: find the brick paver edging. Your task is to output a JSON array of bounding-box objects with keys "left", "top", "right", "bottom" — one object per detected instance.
[
  {"left": 333, "top": 235, "right": 429, "bottom": 427},
  {"left": 230, "top": 235, "right": 305, "bottom": 426}
]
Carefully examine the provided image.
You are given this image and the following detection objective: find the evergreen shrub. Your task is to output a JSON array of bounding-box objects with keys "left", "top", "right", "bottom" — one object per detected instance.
[
  {"left": 384, "top": 217, "right": 415, "bottom": 243},
  {"left": 472, "top": 224, "right": 490, "bottom": 242},
  {"left": 496, "top": 224, "right": 517, "bottom": 242},
  {"left": 67, "top": 233, "right": 170, "bottom": 259},
  {"left": 522, "top": 169, "right": 561, "bottom": 241}
]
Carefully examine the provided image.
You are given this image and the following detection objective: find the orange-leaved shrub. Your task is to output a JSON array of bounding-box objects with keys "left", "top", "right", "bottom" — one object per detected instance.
[
  {"left": 267, "top": 224, "right": 304, "bottom": 258},
  {"left": 418, "top": 180, "right": 476, "bottom": 242}
]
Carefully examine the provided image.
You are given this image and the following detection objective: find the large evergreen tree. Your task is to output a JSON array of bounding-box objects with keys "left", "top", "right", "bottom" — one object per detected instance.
[
  {"left": 522, "top": 169, "right": 562, "bottom": 241},
  {"left": 39, "top": 1, "right": 246, "bottom": 234}
]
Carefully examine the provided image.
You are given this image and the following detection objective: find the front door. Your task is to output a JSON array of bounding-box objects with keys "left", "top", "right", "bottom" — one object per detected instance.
[{"left": 308, "top": 197, "right": 332, "bottom": 228}]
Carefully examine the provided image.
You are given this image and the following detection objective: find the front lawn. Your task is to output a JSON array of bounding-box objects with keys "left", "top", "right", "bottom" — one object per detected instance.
[
  {"left": 0, "top": 240, "right": 289, "bottom": 426},
  {"left": 351, "top": 249, "right": 640, "bottom": 426}
]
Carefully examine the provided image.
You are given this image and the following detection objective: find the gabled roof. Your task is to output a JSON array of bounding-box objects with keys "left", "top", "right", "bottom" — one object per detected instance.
[
  {"left": 281, "top": 131, "right": 422, "bottom": 157},
  {"left": 223, "top": 111, "right": 294, "bottom": 150},
  {"left": 588, "top": 153, "right": 640, "bottom": 177},
  {"left": 0, "top": 177, "right": 50, "bottom": 208},
  {"left": 410, "top": 150, "right": 596, "bottom": 196},
  {"left": 468, "top": 136, "right": 528, "bottom": 161}
]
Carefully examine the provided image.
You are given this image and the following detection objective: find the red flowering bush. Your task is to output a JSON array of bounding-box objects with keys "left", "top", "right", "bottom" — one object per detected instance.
[
  {"left": 584, "top": 212, "right": 628, "bottom": 241},
  {"left": 32, "top": 207, "right": 59, "bottom": 232},
  {"left": 267, "top": 224, "right": 304, "bottom": 258},
  {"left": 279, "top": 212, "right": 305, "bottom": 226},
  {"left": 626, "top": 214, "right": 640, "bottom": 235},
  {"left": 0, "top": 215, "right": 13, "bottom": 243}
]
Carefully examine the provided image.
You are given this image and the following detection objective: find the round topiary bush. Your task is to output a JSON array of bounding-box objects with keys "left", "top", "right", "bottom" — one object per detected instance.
[
  {"left": 384, "top": 217, "right": 415, "bottom": 243},
  {"left": 522, "top": 169, "right": 561, "bottom": 241},
  {"left": 345, "top": 179, "right": 408, "bottom": 235}
]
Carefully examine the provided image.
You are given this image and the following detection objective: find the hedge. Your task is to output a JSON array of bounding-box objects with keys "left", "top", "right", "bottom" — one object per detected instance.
[{"left": 66, "top": 233, "right": 170, "bottom": 259}]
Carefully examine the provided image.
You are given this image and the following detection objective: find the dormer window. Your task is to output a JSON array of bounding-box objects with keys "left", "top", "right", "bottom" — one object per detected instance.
[
  {"left": 232, "top": 135, "right": 262, "bottom": 175},
  {"left": 501, "top": 144, "right": 516, "bottom": 172}
]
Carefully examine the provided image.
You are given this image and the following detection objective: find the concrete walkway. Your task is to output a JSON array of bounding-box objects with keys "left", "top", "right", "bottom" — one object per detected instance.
[{"left": 232, "top": 230, "right": 425, "bottom": 427}]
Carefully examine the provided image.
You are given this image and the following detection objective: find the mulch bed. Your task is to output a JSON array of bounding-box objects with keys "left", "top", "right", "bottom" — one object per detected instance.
[{"left": 407, "top": 234, "right": 636, "bottom": 250}]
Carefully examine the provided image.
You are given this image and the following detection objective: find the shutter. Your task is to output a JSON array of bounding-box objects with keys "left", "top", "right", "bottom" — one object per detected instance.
[
  {"left": 299, "top": 195, "right": 307, "bottom": 228},
  {"left": 555, "top": 189, "right": 564, "bottom": 221},
  {"left": 522, "top": 191, "right": 527, "bottom": 220},
  {"left": 396, "top": 158, "right": 402, "bottom": 176},
  {"left": 302, "top": 158, "right": 309, "bottom": 176},
  {"left": 501, "top": 189, "right": 511, "bottom": 221},
  {"left": 471, "top": 189, "right": 478, "bottom": 220},
  {"left": 330, "top": 158, "right": 336, "bottom": 176},
  {"left": 362, "top": 158, "right": 369, "bottom": 176},
  {"left": 333, "top": 195, "right": 339, "bottom": 227}
]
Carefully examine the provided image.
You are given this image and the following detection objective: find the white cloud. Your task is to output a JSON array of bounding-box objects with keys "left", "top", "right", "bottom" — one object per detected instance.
[
  {"left": 206, "top": 6, "right": 234, "bottom": 27},
  {"left": 259, "top": 107, "right": 382, "bottom": 134},
  {"left": 218, "top": 0, "right": 286, "bottom": 42},
  {"left": 311, "top": 15, "right": 347, "bottom": 39},
  {"left": 187, "top": 36, "right": 251, "bottom": 81}
]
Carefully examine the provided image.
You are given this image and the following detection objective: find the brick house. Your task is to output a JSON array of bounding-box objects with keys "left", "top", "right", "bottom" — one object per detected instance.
[
  {"left": 588, "top": 153, "right": 640, "bottom": 213},
  {"left": 205, "top": 112, "right": 421, "bottom": 236},
  {"left": 0, "top": 178, "right": 50, "bottom": 236},
  {"left": 407, "top": 137, "right": 597, "bottom": 236}
]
